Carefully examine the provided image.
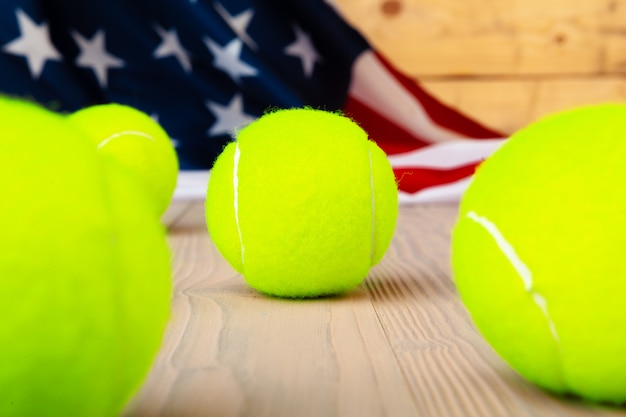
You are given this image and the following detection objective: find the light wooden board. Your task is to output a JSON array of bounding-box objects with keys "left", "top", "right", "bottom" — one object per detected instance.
[
  {"left": 334, "top": 0, "right": 626, "bottom": 76},
  {"left": 123, "top": 200, "right": 626, "bottom": 417},
  {"left": 422, "top": 76, "right": 626, "bottom": 133},
  {"left": 333, "top": 0, "right": 626, "bottom": 133}
]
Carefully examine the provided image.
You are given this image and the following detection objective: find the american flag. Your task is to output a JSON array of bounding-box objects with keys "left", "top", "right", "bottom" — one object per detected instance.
[{"left": 0, "top": 0, "right": 505, "bottom": 203}]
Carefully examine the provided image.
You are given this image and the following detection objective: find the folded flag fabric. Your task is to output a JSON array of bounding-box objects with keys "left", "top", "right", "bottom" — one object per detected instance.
[{"left": 0, "top": 0, "right": 505, "bottom": 203}]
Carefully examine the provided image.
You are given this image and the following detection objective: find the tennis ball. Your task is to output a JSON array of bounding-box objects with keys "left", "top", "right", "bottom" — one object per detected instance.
[
  {"left": 451, "top": 103, "right": 626, "bottom": 404},
  {"left": 206, "top": 108, "right": 398, "bottom": 298},
  {"left": 68, "top": 103, "right": 179, "bottom": 215},
  {"left": 0, "top": 97, "right": 171, "bottom": 416}
]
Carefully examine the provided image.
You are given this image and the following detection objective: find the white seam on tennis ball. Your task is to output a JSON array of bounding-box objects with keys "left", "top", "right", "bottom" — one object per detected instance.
[
  {"left": 233, "top": 142, "right": 245, "bottom": 266},
  {"left": 368, "top": 146, "right": 376, "bottom": 263},
  {"left": 97, "top": 130, "right": 154, "bottom": 149},
  {"left": 466, "top": 211, "right": 560, "bottom": 344}
]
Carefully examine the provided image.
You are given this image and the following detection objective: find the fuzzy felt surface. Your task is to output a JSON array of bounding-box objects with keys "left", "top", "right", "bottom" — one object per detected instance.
[
  {"left": 451, "top": 104, "right": 626, "bottom": 404},
  {"left": 68, "top": 103, "right": 179, "bottom": 216},
  {"left": 206, "top": 108, "right": 398, "bottom": 298},
  {"left": 0, "top": 97, "right": 172, "bottom": 416}
]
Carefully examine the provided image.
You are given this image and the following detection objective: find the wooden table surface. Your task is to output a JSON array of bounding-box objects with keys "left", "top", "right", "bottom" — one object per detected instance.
[{"left": 123, "top": 200, "right": 626, "bottom": 417}]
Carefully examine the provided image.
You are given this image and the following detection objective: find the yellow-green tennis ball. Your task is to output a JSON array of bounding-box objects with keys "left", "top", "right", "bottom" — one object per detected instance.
[
  {"left": 68, "top": 103, "right": 179, "bottom": 215},
  {"left": 451, "top": 103, "right": 626, "bottom": 404},
  {"left": 206, "top": 108, "right": 398, "bottom": 298},
  {"left": 0, "top": 97, "right": 171, "bottom": 416}
]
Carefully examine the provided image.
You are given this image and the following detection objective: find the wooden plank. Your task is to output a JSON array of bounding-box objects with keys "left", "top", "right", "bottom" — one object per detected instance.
[
  {"left": 334, "top": 0, "right": 626, "bottom": 77},
  {"left": 421, "top": 76, "right": 626, "bottom": 133},
  {"left": 366, "top": 206, "right": 616, "bottom": 417},
  {"left": 123, "top": 202, "right": 626, "bottom": 416},
  {"left": 161, "top": 200, "right": 196, "bottom": 229}
]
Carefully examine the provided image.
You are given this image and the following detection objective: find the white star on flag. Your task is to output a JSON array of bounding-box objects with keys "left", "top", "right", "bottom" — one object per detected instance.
[
  {"left": 284, "top": 25, "right": 322, "bottom": 78},
  {"left": 2, "top": 9, "right": 62, "bottom": 79},
  {"left": 214, "top": 4, "right": 257, "bottom": 50},
  {"left": 72, "top": 30, "right": 125, "bottom": 87},
  {"left": 153, "top": 25, "right": 192, "bottom": 72},
  {"left": 206, "top": 94, "right": 255, "bottom": 137},
  {"left": 205, "top": 37, "right": 257, "bottom": 84}
]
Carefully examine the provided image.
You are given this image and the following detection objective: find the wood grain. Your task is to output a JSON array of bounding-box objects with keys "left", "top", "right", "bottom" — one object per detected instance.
[
  {"left": 333, "top": 0, "right": 626, "bottom": 133},
  {"left": 421, "top": 76, "right": 626, "bottom": 133},
  {"left": 123, "top": 200, "right": 626, "bottom": 417},
  {"left": 334, "top": 0, "right": 626, "bottom": 77}
]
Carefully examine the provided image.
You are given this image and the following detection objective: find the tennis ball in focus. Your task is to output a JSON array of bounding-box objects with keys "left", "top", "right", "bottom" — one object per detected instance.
[
  {"left": 206, "top": 108, "right": 398, "bottom": 298},
  {"left": 68, "top": 104, "right": 179, "bottom": 215},
  {"left": 451, "top": 104, "right": 626, "bottom": 404},
  {"left": 0, "top": 97, "right": 171, "bottom": 416}
]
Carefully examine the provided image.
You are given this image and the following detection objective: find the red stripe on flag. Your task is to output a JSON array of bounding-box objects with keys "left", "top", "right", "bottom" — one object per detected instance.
[
  {"left": 394, "top": 162, "right": 479, "bottom": 194},
  {"left": 344, "top": 95, "right": 432, "bottom": 155},
  {"left": 374, "top": 53, "right": 503, "bottom": 139}
]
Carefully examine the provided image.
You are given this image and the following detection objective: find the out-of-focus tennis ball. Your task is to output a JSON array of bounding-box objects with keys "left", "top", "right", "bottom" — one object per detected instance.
[
  {"left": 68, "top": 103, "right": 179, "bottom": 215},
  {"left": 206, "top": 108, "right": 398, "bottom": 298},
  {"left": 452, "top": 104, "right": 626, "bottom": 404},
  {"left": 0, "top": 97, "right": 171, "bottom": 416}
]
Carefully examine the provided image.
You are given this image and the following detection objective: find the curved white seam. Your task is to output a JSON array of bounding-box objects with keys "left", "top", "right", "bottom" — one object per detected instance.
[
  {"left": 466, "top": 211, "right": 560, "bottom": 344},
  {"left": 97, "top": 130, "right": 154, "bottom": 150},
  {"left": 368, "top": 147, "right": 376, "bottom": 263},
  {"left": 233, "top": 143, "right": 244, "bottom": 266}
]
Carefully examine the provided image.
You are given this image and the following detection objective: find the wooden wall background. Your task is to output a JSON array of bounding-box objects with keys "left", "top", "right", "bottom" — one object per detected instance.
[{"left": 334, "top": 0, "right": 626, "bottom": 134}]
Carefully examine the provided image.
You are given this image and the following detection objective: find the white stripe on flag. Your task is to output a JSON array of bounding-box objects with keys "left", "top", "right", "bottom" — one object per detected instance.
[
  {"left": 349, "top": 51, "right": 467, "bottom": 144},
  {"left": 388, "top": 138, "right": 506, "bottom": 169},
  {"left": 174, "top": 171, "right": 209, "bottom": 200}
]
